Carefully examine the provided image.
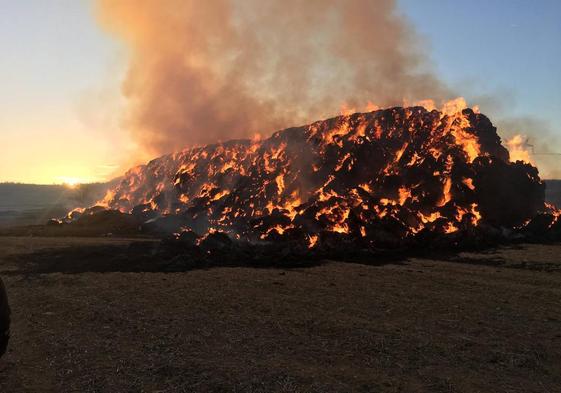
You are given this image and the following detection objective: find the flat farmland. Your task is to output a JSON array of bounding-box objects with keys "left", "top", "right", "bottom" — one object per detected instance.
[{"left": 0, "top": 236, "right": 559, "bottom": 392}]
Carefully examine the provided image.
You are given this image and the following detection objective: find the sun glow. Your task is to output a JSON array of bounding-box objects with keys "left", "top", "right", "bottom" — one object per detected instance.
[{"left": 59, "top": 177, "right": 87, "bottom": 188}]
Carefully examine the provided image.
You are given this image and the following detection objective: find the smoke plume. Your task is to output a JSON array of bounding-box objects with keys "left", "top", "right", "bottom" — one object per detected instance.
[{"left": 96, "top": 0, "right": 452, "bottom": 156}]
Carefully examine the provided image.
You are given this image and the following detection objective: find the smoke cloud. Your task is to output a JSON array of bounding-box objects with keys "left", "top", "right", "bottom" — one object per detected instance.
[{"left": 96, "top": 0, "right": 452, "bottom": 156}]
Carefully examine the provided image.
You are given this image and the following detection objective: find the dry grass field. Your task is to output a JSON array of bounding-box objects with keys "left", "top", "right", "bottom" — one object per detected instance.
[{"left": 0, "top": 236, "right": 560, "bottom": 392}]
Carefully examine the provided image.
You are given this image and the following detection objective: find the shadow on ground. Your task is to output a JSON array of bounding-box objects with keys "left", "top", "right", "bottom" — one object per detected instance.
[
  {"left": 0, "top": 240, "right": 414, "bottom": 275},
  {"left": 3, "top": 238, "right": 560, "bottom": 276}
]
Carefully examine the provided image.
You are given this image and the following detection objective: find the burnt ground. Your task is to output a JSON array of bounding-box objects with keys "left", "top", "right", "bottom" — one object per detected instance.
[{"left": 0, "top": 237, "right": 559, "bottom": 392}]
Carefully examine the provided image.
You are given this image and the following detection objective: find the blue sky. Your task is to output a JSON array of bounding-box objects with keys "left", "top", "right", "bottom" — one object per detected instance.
[
  {"left": 399, "top": 0, "right": 561, "bottom": 120},
  {"left": 0, "top": 0, "right": 559, "bottom": 183},
  {"left": 399, "top": 0, "right": 561, "bottom": 177}
]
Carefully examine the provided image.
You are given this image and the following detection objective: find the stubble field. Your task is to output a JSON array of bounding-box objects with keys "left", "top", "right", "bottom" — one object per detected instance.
[{"left": 0, "top": 236, "right": 560, "bottom": 392}]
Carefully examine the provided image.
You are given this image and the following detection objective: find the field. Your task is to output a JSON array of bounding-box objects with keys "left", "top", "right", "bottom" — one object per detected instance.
[{"left": 0, "top": 236, "right": 560, "bottom": 392}]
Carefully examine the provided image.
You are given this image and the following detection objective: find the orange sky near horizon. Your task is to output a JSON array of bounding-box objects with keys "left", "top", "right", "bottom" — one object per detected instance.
[{"left": 0, "top": 0, "right": 134, "bottom": 185}]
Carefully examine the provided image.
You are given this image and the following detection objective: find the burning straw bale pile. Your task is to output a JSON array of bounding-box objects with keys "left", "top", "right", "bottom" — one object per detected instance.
[{"left": 63, "top": 106, "right": 560, "bottom": 259}]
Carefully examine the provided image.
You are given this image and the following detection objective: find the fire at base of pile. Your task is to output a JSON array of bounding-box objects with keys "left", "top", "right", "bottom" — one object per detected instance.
[{"left": 59, "top": 106, "right": 561, "bottom": 262}]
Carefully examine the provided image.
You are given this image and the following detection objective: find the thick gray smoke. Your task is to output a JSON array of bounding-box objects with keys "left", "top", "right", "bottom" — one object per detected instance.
[{"left": 97, "top": 0, "right": 452, "bottom": 156}]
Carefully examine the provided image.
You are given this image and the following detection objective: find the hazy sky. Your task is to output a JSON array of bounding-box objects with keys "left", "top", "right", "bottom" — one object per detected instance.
[
  {"left": 0, "top": 0, "right": 559, "bottom": 183},
  {"left": 0, "top": 0, "right": 127, "bottom": 184}
]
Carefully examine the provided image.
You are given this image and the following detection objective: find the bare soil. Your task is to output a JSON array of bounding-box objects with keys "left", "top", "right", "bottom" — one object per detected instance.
[{"left": 0, "top": 236, "right": 560, "bottom": 392}]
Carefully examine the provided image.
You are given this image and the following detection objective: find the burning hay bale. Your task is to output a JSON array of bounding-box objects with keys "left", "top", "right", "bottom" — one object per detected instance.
[{"left": 64, "top": 106, "right": 560, "bottom": 256}]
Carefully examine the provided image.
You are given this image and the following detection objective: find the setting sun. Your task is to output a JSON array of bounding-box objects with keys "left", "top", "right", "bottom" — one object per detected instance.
[{"left": 58, "top": 177, "right": 84, "bottom": 188}]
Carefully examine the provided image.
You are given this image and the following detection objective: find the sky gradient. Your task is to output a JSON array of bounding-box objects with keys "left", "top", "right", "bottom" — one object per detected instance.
[{"left": 0, "top": 0, "right": 559, "bottom": 183}]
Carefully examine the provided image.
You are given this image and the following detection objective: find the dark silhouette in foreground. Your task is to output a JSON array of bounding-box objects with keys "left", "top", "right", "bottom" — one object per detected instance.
[{"left": 0, "top": 277, "right": 9, "bottom": 358}]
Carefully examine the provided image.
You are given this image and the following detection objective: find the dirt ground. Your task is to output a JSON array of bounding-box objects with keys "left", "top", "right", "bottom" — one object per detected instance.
[{"left": 0, "top": 236, "right": 560, "bottom": 392}]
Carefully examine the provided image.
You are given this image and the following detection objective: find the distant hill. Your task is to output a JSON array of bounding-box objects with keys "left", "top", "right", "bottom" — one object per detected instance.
[{"left": 0, "top": 182, "right": 116, "bottom": 227}]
